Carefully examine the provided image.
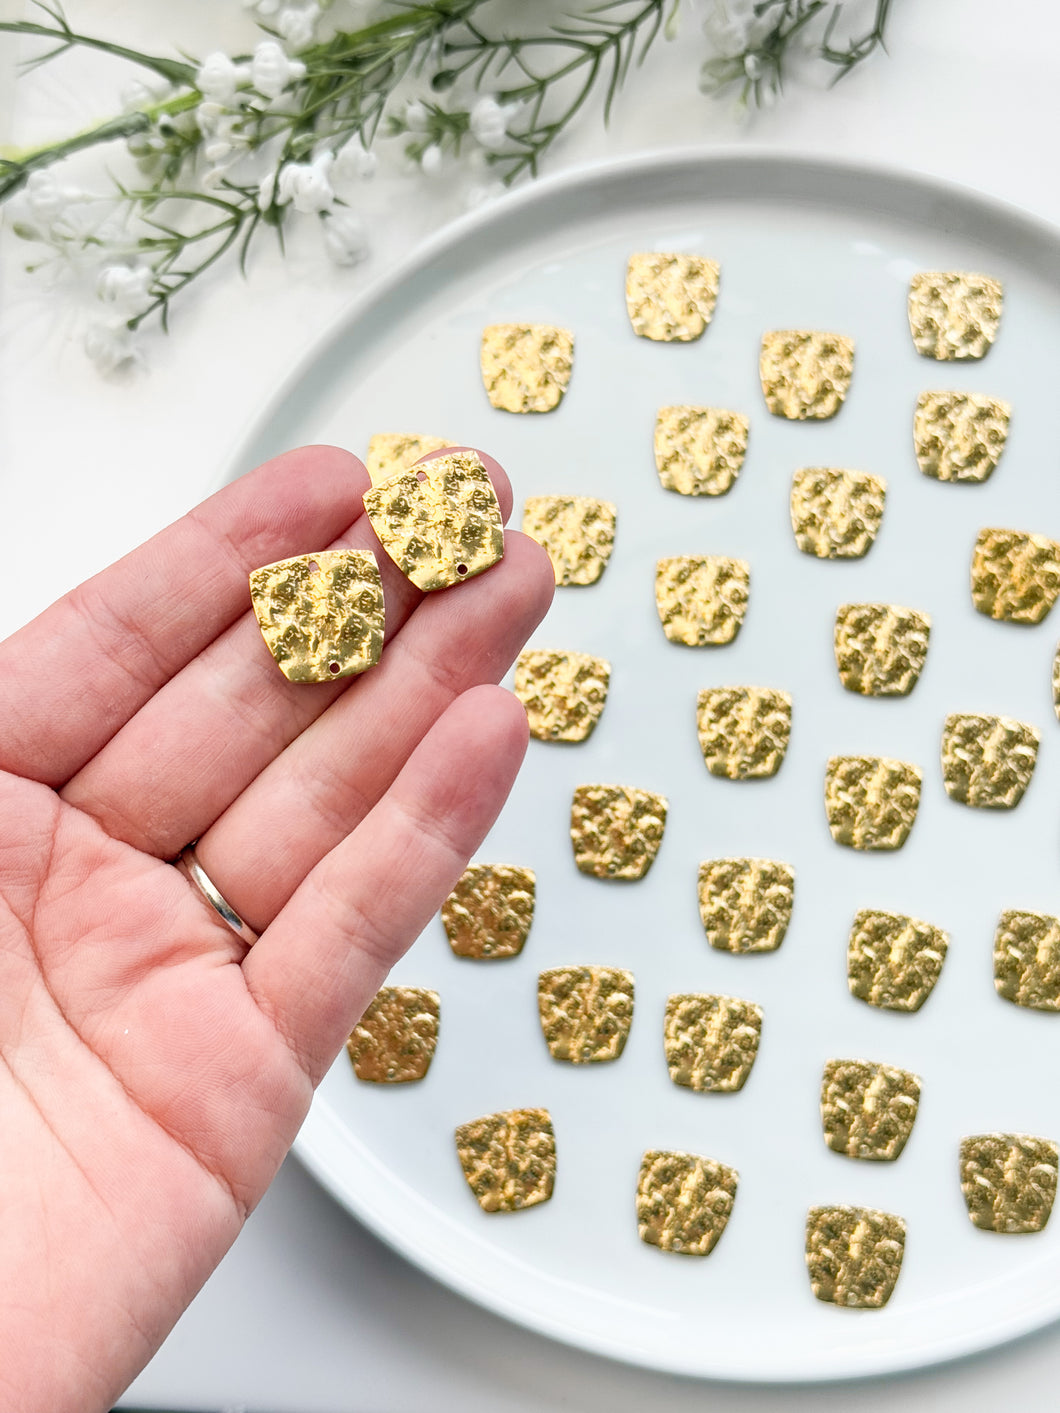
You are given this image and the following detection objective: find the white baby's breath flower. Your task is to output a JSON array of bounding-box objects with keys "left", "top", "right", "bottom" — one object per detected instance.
[
  {"left": 196, "top": 52, "right": 245, "bottom": 104},
  {"left": 252, "top": 39, "right": 307, "bottom": 98},
  {"left": 257, "top": 169, "right": 277, "bottom": 209},
  {"left": 419, "top": 143, "right": 442, "bottom": 175},
  {"left": 278, "top": 4, "right": 320, "bottom": 52},
  {"left": 25, "top": 170, "right": 78, "bottom": 229},
  {"left": 97, "top": 264, "right": 153, "bottom": 319},
  {"left": 743, "top": 52, "right": 763, "bottom": 80},
  {"left": 84, "top": 317, "right": 141, "bottom": 375},
  {"left": 322, "top": 208, "right": 369, "bottom": 266},
  {"left": 469, "top": 95, "right": 512, "bottom": 152},
  {"left": 331, "top": 136, "right": 377, "bottom": 187},
  {"left": 276, "top": 151, "right": 335, "bottom": 212},
  {"left": 404, "top": 100, "right": 430, "bottom": 132}
]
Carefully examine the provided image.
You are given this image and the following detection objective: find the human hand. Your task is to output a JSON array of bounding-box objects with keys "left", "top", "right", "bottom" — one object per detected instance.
[{"left": 0, "top": 444, "right": 553, "bottom": 1412}]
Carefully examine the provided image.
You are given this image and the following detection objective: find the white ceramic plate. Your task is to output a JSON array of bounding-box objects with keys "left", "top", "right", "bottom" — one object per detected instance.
[{"left": 233, "top": 152, "right": 1060, "bottom": 1381}]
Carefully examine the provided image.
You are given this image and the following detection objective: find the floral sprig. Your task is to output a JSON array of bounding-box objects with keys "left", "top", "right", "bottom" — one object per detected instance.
[{"left": 0, "top": 0, "right": 893, "bottom": 371}]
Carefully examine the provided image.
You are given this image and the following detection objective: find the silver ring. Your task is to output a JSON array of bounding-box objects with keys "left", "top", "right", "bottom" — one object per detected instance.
[{"left": 174, "top": 843, "right": 259, "bottom": 948}]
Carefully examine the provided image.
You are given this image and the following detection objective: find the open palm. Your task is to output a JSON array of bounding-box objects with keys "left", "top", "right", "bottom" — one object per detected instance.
[{"left": 0, "top": 444, "right": 552, "bottom": 1413}]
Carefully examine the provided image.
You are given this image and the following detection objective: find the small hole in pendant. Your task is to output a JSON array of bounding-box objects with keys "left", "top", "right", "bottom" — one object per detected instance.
[
  {"left": 329, "top": 662, "right": 341, "bottom": 675},
  {"left": 456, "top": 563, "right": 469, "bottom": 576},
  {"left": 416, "top": 470, "right": 428, "bottom": 482},
  {"left": 308, "top": 559, "right": 321, "bottom": 574}
]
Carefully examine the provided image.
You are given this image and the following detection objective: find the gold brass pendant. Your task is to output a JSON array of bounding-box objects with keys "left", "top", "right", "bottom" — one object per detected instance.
[
  {"left": 365, "top": 432, "right": 451, "bottom": 485},
  {"left": 914, "top": 392, "right": 1010, "bottom": 483},
  {"left": 480, "top": 323, "right": 573, "bottom": 413},
  {"left": 537, "top": 966, "right": 634, "bottom": 1063},
  {"left": 655, "top": 557, "right": 750, "bottom": 647},
  {"left": 834, "top": 603, "right": 930, "bottom": 697},
  {"left": 994, "top": 910, "right": 1060, "bottom": 1011},
  {"left": 441, "top": 863, "right": 535, "bottom": 960},
  {"left": 908, "top": 271, "right": 1003, "bottom": 360},
  {"left": 805, "top": 1207, "right": 905, "bottom": 1308},
  {"left": 362, "top": 448, "right": 504, "bottom": 592},
  {"left": 625, "top": 252, "right": 720, "bottom": 342},
  {"left": 820, "top": 1058, "right": 921, "bottom": 1161},
  {"left": 825, "top": 756, "right": 921, "bottom": 851},
  {"left": 346, "top": 986, "right": 440, "bottom": 1083},
  {"left": 959, "top": 1134, "right": 1058, "bottom": 1233},
  {"left": 848, "top": 910, "right": 948, "bottom": 1013},
  {"left": 791, "top": 468, "right": 886, "bottom": 559},
  {"left": 971, "top": 528, "right": 1060, "bottom": 625},
  {"left": 653, "top": 406, "right": 748, "bottom": 497},
  {"left": 941, "top": 712, "right": 1040, "bottom": 809},
  {"left": 760, "top": 330, "right": 854, "bottom": 420},
  {"left": 455, "top": 1108, "right": 556, "bottom": 1212},
  {"left": 697, "top": 857, "right": 795, "bottom": 954},
  {"left": 249, "top": 549, "right": 384, "bottom": 683},
  {"left": 696, "top": 686, "right": 791, "bottom": 780},
  {"left": 513, "top": 649, "right": 611, "bottom": 742},
  {"left": 636, "top": 1150, "right": 738, "bottom": 1256},
  {"left": 664, "top": 993, "right": 763, "bottom": 1093},
  {"left": 522, "top": 495, "right": 616, "bottom": 586},
  {"left": 570, "top": 783, "right": 668, "bottom": 880}
]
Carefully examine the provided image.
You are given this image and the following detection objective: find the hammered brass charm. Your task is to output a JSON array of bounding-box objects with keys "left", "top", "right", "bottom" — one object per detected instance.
[
  {"left": 570, "top": 784, "right": 668, "bottom": 881},
  {"left": 834, "top": 603, "right": 930, "bottom": 697},
  {"left": 480, "top": 323, "right": 573, "bottom": 413},
  {"left": 914, "top": 392, "right": 1010, "bottom": 483},
  {"left": 960, "top": 1134, "right": 1058, "bottom": 1233},
  {"left": 513, "top": 649, "right": 610, "bottom": 742},
  {"left": 697, "top": 857, "right": 795, "bottom": 954},
  {"left": 362, "top": 449, "right": 504, "bottom": 591},
  {"left": 908, "top": 271, "right": 1003, "bottom": 360},
  {"left": 825, "top": 756, "right": 922, "bottom": 851},
  {"left": 820, "top": 1059, "right": 921, "bottom": 1161},
  {"left": 441, "top": 864, "right": 535, "bottom": 960},
  {"left": 455, "top": 1108, "right": 556, "bottom": 1213},
  {"left": 522, "top": 495, "right": 616, "bottom": 586},
  {"left": 249, "top": 549, "right": 384, "bottom": 683},
  {"left": 994, "top": 910, "right": 1060, "bottom": 1011},
  {"left": 971, "top": 528, "right": 1060, "bottom": 625},
  {"left": 636, "top": 1150, "right": 738, "bottom": 1256},
  {"left": 696, "top": 687, "right": 791, "bottom": 780},
  {"left": 365, "top": 432, "right": 451, "bottom": 485},
  {"left": 625, "top": 252, "right": 720, "bottom": 342},
  {"left": 655, "top": 557, "right": 750, "bottom": 647},
  {"left": 760, "top": 330, "right": 854, "bottom": 420},
  {"left": 664, "top": 993, "right": 762, "bottom": 1093},
  {"left": 537, "top": 966, "right": 634, "bottom": 1063},
  {"left": 848, "top": 911, "right": 948, "bottom": 1013},
  {"left": 653, "top": 406, "right": 748, "bottom": 497},
  {"left": 941, "top": 712, "right": 1040, "bottom": 809},
  {"left": 805, "top": 1207, "right": 905, "bottom": 1309},
  {"left": 791, "top": 468, "right": 886, "bottom": 560},
  {"left": 346, "top": 986, "right": 440, "bottom": 1083}
]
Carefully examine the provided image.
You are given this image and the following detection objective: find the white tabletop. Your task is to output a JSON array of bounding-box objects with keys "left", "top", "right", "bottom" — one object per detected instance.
[{"left": 4, "top": 2, "right": 1060, "bottom": 1408}]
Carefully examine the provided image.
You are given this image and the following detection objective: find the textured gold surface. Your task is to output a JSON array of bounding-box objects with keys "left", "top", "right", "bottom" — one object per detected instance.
[
  {"left": 825, "top": 756, "right": 922, "bottom": 851},
  {"left": 848, "top": 911, "right": 949, "bottom": 1013},
  {"left": 697, "top": 857, "right": 795, "bottom": 955},
  {"left": 1053, "top": 646, "right": 1060, "bottom": 723},
  {"left": 537, "top": 966, "right": 634, "bottom": 1063},
  {"left": 441, "top": 864, "right": 535, "bottom": 960},
  {"left": 346, "top": 986, "right": 439, "bottom": 1083},
  {"left": 908, "top": 271, "right": 1003, "bottom": 360},
  {"left": 696, "top": 687, "right": 791, "bottom": 780},
  {"left": 570, "top": 784, "right": 668, "bottom": 881},
  {"left": 960, "top": 1134, "right": 1058, "bottom": 1233},
  {"left": 522, "top": 495, "right": 616, "bottom": 587},
  {"left": 513, "top": 649, "right": 610, "bottom": 742},
  {"left": 363, "top": 449, "right": 504, "bottom": 592},
  {"left": 455, "top": 1108, "right": 556, "bottom": 1213},
  {"left": 760, "top": 330, "right": 854, "bottom": 420},
  {"left": 636, "top": 1150, "right": 738, "bottom": 1256},
  {"left": 790, "top": 468, "right": 886, "bottom": 559},
  {"left": 653, "top": 406, "right": 748, "bottom": 496},
  {"left": 971, "top": 528, "right": 1060, "bottom": 625},
  {"left": 664, "top": 993, "right": 763, "bottom": 1093},
  {"left": 994, "top": 910, "right": 1060, "bottom": 1011},
  {"left": 655, "top": 557, "right": 750, "bottom": 647},
  {"left": 626, "top": 252, "right": 720, "bottom": 342},
  {"left": 820, "top": 1059, "right": 921, "bottom": 1161},
  {"left": 941, "top": 712, "right": 1039, "bottom": 809},
  {"left": 806, "top": 1207, "right": 905, "bottom": 1309},
  {"left": 914, "top": 392, "right": 1010, "bottom": 483},
  {"left": 249, "top": 549, "right": 384, "bottom": 683},
  {"left": 365, "top": 432, "right": 451, "bottom": 485},
  {"left": 834, "top": 603, "right": 930, "bottom": 697},
  {"left": 480, "top": 323, "right": 573, "bottom": 413}
]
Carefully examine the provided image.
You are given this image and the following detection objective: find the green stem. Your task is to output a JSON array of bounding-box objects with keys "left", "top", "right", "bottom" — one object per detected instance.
[{"left": 0, "top": 18, "right": 196, "bottom": 86}]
